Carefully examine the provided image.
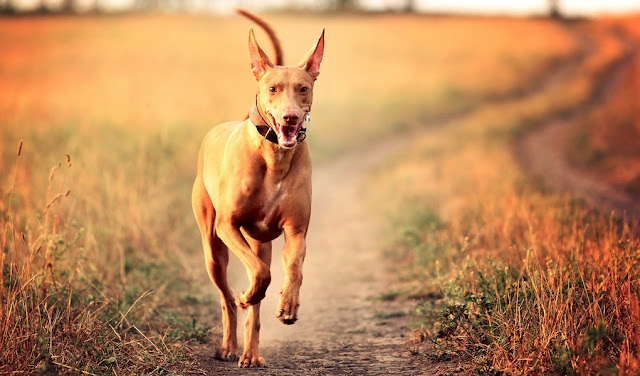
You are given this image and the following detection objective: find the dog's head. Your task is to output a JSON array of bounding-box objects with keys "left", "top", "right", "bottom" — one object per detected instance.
[{"left": 249, "top": 28, "right": 324, "bottom": 149}]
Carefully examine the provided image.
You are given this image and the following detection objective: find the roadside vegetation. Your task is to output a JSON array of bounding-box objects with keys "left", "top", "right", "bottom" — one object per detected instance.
[
  {"left": 374, "top": 17, "right": 640, "bottom": 374},
  {"left": 1, "top": 142, "right": 199, "bottom": 374}
]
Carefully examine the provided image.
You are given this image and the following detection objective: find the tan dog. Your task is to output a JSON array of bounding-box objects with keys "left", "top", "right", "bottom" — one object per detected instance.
[{"left": 191, "top": 10, "right": 324, "bottom": 368}]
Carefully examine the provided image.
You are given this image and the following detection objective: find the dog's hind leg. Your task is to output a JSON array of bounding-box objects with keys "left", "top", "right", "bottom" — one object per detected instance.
[
  {"left": 206, "top": 234, "right": 239, "bottom": 362},
  {"left": 192, "top": 178, "right": 238, "bottom": 362},
  {"left": 239, "top": 239, "right": 271, "bottom": 368}
]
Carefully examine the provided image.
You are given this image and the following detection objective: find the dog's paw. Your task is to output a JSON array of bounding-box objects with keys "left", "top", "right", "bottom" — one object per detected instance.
[
  {"left": 236, "top": 294, "right": 250, "bottom": 310},
  {"left": 214, "top": 347, "right": 239, "bottom": 362},
  {"left": 238, "top": 352, "right": 266, "bottom": 368},
  {"left": 235, "top": 289, "right": 266, "bottom": 310},
  {"left": 277, "top": 291, "right": 299, "bottom": 325},
  {"left": 236, "top": 271, "right": 270, "bottom": 309},
  {"left": 277, "top": 309, "right": 297, "bottom": 325}
]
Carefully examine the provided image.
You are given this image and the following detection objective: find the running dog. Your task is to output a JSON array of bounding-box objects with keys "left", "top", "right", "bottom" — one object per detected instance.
[{"left": 191, "top": 9, "right": 324, "bottom": 368}]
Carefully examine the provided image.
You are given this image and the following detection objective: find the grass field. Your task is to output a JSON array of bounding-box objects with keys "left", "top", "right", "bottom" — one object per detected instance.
[
  {"left": 372, "top": 16, "right": 640, "bottom": 374},
  {"left": 1, "top": 12, "right": 638, "bottom": 374}
]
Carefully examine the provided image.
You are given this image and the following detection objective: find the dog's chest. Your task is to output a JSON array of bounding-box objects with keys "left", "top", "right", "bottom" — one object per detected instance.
[
  {"left": 236, "top": 178, "right": 289, "bottom": 241},
  {"left": 219, "top": 143, "right": 310, "bottom": 242}
]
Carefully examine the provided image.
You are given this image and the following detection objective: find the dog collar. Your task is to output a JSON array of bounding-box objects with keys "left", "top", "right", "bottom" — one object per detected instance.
[
  {"left": 250, "top": 104, "right": 279, "bottom": 144},
  {"left": 249, "top": 100, "right": 308, "bottom": 145}
]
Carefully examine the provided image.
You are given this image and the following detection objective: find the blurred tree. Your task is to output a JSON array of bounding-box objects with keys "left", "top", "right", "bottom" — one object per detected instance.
[
  {"left": 334, "top": 0, "right": 357, "bottom": 11},
  {"left": 0, "top": 0, "right": 16, "bottom": 13},
  {"left": 61, "top": 0, "right": 76, "bottom": 12},
  {"left": 549, "top": 0, "right": 562, "bottom": 19},
  {"left": 403, "top": 0, "right": 415, "bottom": 12}
]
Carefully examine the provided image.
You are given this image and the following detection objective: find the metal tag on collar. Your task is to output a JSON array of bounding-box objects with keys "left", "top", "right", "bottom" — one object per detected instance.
[{"left": 304, "top": 113, "right": 311, "bottom": 131}]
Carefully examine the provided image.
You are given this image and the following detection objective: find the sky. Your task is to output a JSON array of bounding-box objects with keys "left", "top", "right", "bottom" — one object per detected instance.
[
  {"left": 444, "top": 0, "right": 640, "bottom": 16},
  {"left": 8, "top": 0, "right": 640, "bottom": 15},
  {"left": 364, "top": 0, "right": 640, "bottom": 16}
]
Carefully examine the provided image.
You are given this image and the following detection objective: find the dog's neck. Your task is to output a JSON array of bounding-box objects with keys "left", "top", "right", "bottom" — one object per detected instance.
[
  {"left": 246, "top": 105, "right": 300, "bottom": 182},
  {"left": 249, "top": 102, "right": 279, "bottom": 145}
]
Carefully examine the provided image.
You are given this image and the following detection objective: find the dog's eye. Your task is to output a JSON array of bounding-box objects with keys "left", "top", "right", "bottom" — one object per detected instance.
[
  {"left": 300, "top": 86, "right": 308, "bottom": 93},
  {"left": 269, "top": 86, "right": 277, "bottom": 93}
]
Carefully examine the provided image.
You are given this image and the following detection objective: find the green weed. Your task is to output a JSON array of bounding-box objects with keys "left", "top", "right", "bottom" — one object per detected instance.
[{"left": 373, "top": 310, "right": 408, "bottom": 319}]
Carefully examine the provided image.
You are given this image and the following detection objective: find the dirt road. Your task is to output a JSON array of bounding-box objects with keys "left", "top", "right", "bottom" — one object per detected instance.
[{"left": 518, "top": 26, "right": 640, "bottom": 221}]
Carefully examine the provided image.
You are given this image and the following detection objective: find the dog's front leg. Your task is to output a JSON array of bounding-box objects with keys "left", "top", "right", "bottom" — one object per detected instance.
[
  {"left": 278, "top": 229, "right": 307, "bottom": 325},
  {"left": 215, "top": 217, "right": 271, "bottom": 308}
]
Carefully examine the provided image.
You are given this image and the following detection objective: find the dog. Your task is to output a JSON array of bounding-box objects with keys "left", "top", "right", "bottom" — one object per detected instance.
[{"left": 191, "top": 9, "right": 324, "bottom": 368}]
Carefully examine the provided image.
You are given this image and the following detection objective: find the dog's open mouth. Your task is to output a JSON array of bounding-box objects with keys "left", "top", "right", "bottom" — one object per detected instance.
[
  {"left": 276, "top": 123, "right": 301, "bottom": 148},
  {"left": 269, "top": 114, "right": 301, "bottom": 149}
]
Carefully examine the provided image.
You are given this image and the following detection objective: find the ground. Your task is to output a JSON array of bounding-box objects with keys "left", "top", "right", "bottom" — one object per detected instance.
[{"left": 2, "top": 13, "right": 637, "bottom": 375}]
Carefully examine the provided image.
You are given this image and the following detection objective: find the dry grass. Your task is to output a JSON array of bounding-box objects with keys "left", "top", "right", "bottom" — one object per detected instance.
[
  {"left": 373, "top": 17, "right": 640, "bottom": 374},
  {"left": 0, "top": 141, "right": 197, "bottom": 374},
  {"left": 0, "top": 12, "right": 595, "bottom": 374}
]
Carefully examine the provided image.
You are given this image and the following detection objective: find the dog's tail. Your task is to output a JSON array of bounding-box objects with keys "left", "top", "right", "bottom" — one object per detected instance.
[{"left": 235, "top": 8, "right": 283, "bottom": 66}]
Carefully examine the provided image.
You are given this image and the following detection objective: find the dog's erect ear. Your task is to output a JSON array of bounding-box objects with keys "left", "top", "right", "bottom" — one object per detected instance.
[
  {"left": 298, "top": 29, "right": 324, "bottom": 79},
  {"left": 249, "top": 28, "right": 274, "bottom": 79}
]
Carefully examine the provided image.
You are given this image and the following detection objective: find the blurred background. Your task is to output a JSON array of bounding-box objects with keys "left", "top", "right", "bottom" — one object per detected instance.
[
  {"left": 2, "top": 0, "right": 640, "bottom": 16},
  {"left": 2, "top": 0, "right": 640, "bottom": 374}
]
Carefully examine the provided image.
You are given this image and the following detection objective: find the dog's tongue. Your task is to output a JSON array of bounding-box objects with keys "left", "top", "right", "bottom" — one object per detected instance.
[{"left": 276, "top": 124, "right": 300, "bottom": 148}]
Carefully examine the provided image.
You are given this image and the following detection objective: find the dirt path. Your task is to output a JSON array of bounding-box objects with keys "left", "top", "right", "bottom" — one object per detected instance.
[
  {"left": 192, "top": 130, "right": 437, "bottom": 375},
  {"left": 518, "top": 26, "right": 640, "bottom": 220}
]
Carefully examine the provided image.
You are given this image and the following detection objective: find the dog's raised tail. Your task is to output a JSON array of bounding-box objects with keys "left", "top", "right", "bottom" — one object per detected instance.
[{"left": 235, "top": 8, "right": 283, "bottom": 66}]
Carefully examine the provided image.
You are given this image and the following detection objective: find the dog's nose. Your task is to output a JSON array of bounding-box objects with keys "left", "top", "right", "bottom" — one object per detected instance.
[{"left": 282, "top": 112, "right": 299, "bottom": 125}]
